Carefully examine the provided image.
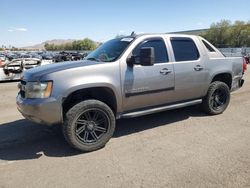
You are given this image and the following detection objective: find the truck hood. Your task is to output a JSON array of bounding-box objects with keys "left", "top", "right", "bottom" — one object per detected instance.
[{"left": 23, "top": 60, "right": 104, "bottom": 80}]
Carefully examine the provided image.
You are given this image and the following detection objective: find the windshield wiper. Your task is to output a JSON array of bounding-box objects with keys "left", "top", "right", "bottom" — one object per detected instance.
[{"left": 86, "top": 57, "right": 100, "bottom": 62}]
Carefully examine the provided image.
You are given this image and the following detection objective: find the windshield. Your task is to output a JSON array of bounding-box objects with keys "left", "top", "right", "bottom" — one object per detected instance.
[{"left": 86, "top": 37, "right": 134, "bottom": 62}]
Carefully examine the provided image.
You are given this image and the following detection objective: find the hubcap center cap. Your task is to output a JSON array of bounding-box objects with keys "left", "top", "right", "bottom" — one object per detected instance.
[{"left": 87, "top": 121, "right": 95, "bottom": 131}]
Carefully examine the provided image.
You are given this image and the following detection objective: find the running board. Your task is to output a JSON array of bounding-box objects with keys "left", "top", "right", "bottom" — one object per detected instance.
[{"left": 120, "top": 99, "right": 202, "bottom": 118}]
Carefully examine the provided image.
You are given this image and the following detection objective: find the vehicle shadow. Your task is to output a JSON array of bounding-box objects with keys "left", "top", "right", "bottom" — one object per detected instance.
[{"left": 0, "top": 106, "right": 205, "bottom": 161}]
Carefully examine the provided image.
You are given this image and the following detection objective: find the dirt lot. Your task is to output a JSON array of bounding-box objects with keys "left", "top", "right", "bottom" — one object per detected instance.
[{"left": 0, "top": 69, "right": 250, "bottom": 188}]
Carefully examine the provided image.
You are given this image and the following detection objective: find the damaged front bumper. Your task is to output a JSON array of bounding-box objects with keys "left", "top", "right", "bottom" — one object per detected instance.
[{"left": 16, "top": 94, "right": 63, "bottom": 125}]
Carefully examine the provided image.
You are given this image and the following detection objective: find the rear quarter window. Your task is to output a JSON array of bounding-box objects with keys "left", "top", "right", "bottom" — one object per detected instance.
[{"left": 202, "top": 40, "right": 216, "bottom": 52}]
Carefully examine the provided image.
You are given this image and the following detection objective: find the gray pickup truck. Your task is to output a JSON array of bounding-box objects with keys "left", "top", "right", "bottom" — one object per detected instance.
[{"left": 17, "top": 33, "right": 246, "bottom": 152}]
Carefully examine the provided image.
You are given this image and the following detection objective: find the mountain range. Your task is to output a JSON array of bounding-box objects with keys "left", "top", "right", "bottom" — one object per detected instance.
[{"left": 22, "top": 39, "right": 76, "bottom": 50}]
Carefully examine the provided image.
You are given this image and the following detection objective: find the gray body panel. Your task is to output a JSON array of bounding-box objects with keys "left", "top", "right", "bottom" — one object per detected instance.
[{"left": 16, "top": 34, "right": 244, "bottom": 125}]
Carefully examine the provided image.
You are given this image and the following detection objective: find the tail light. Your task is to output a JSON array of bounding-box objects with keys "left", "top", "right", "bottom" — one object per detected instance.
[{"left": 243, "top": 57, "right": 247, "bottom": 74}]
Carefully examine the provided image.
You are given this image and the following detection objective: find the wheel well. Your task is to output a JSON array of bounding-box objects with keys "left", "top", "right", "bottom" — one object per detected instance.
[
  {"left": 62, "top": 87, "right": 117, "bottom": 116},
  {"left": 211, "top": 73, "right": 232, "bottom": 89}
]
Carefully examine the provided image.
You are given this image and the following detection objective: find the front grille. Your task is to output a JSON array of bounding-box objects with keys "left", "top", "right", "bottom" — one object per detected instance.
[
  {"left": 20, "top": 90, "right": 25, "bottom": 98},
  {"left": 20, "top": 80, "right": 26, "bottom": 98}
]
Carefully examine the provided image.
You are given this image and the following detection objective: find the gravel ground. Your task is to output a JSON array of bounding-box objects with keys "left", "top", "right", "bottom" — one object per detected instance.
[{"left": 0, "top": 68, "right": 250, "bottom": 188}]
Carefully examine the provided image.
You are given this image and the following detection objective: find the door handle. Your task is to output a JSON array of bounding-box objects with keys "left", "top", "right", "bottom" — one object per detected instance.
[
  {"left": 194, "top": 65, "right": 204, "bottom": 71},
  {"left": 160, "top": 68, "right": 172, "bottom": 75}
]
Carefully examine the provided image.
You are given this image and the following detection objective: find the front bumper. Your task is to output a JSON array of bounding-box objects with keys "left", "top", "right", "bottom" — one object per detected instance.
[{"left": 16, "top": 94, "right": 62, "bottom": 125}]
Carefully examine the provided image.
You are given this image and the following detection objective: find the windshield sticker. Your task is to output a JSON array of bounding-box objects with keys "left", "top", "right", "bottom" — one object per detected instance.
[{"left": 121, "top": 38, "right": 134, "bottom": 42}]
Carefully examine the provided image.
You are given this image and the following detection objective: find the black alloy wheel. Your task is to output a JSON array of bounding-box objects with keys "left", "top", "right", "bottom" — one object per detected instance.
[
  {"left": 210, "top": 88, "right": 228, "bottom": 111},
  {"left": 63, "top": 100, "right": 116, "bottom": 152},
  {"left": 74, "top": 108, "right": 109, "bottom": 144},
  {"left": 201, "top": 81, "right": 230, "bottom": 115}
]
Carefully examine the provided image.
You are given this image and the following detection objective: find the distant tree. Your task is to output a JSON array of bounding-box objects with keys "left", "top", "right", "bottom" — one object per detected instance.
[
  {"left": 44, "top": 42, "right": 50, "bottom": 50},
  {"left": 229, "top": 21, "right": 250, "bottom": 47},
  {"left": 44, "top": 38, "right": 97, "bottom": 51},
  {"left": 81, "top": 38, "right": 97, "bottom": 50},
  {"left": 201, "top": 20, "right": 231, "bottom": 47},
  {"left": 11, "top": 46, "right": 19, "bottom": 51},
  {"left": 201, "top": 20, "right": 250, "bottom": 47}
]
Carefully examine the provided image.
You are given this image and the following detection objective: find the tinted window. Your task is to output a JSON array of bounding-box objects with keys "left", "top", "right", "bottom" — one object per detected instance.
[
  {"left": 202, "top": 40, "right": 215, "bottom": 52},
  {"left": 171, "top": 38, "right": 200, "bottom": 61},
  {"left": 133, "top": 39, "right": 169, "bottom": 63}
]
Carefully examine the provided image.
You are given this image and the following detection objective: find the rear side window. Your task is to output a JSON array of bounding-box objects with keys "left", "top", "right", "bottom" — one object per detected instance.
[
  {"left": 133, "top": 39, "right": 169, "bottom": 63},
  {"left": 202, "top": 40, "right": 215, "bottom": 52},
  {"left": 171, "top": 37, "right": 200, "bottom": 61}
]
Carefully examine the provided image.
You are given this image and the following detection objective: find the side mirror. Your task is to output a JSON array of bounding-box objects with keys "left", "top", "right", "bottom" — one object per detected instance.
[
  {"left": 140, "top": 47, "right": 155, "bottom": 66},
  {"left": 126, "top": 55, "right": 135, "bottom": 67}
]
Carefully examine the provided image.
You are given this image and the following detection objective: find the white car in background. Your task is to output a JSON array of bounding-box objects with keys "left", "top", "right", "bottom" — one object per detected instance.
[{"left": 0, "top": 58, "right": 53, "bottom": 81}]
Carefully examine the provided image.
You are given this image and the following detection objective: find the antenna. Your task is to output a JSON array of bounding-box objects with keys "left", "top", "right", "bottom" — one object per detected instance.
[{"left": 130, "top": 31, "right": 136, "bottom": 36}]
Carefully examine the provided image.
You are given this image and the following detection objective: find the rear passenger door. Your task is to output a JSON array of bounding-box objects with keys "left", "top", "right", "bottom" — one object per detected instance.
[{"left": 170, "top": 37, "right": 209, "bottom": 101}]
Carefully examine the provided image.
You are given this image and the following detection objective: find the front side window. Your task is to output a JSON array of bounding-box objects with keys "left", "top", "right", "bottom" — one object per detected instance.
[
  {"left": 132, "top": 39, "right": 169, "bottom": 63},
  {"left": 171, "top": 37, "right": 200, "bottom": 62},
  {"left": 86, "top": 37, "right": 134, "bottom": 62}
]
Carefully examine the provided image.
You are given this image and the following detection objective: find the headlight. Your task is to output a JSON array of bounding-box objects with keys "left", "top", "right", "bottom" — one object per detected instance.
[{"left": 25, "top": 81, "right": 53, "bottom": 99}]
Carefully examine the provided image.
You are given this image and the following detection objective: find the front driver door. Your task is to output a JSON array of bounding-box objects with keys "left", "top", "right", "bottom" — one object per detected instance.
[{"left": 121, "top": 38, "right": 175, "bottom": 112}]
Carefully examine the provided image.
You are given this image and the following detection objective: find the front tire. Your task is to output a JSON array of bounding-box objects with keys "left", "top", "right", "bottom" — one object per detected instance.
[
  {"left": 201, "top": 81, "right": 230, "bottom": 115},
  {"left": 63, "top": 100, "right": 116, "bottom": 152}
]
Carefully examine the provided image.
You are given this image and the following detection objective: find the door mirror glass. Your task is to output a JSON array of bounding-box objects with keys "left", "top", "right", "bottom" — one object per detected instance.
[
  {"left": 140, "top": 47, "right": 155, "bottom": 66},
  {"left": 126, "top": 55, "right": 135, "bottom": 67}
]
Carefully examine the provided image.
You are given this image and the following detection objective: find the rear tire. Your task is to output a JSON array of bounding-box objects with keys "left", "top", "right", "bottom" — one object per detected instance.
[
  {"left": 201, "top": 81, "right": 230, "bottom": 115},
  {"left": 63, "top": 100, "right": 116, "bottom": 152}
]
